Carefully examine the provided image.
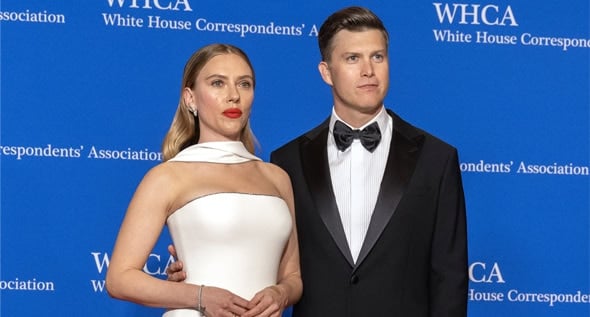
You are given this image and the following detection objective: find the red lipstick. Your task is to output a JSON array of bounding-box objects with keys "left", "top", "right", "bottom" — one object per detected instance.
[{"left": 223, "top": 108, "right": 242, "bottom": 118}]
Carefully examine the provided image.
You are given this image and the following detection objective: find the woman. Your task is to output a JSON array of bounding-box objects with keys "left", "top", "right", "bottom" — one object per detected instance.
[{"left": 106, "top": 44, "right": 302, "bottom": 317}]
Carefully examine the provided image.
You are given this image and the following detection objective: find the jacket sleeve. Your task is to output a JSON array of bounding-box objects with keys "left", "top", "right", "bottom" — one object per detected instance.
[{"left": 429, "top": 148, "right": 468, "bottom": 317}]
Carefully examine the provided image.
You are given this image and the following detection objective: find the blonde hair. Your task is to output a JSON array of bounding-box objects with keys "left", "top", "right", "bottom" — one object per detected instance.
[{"left": 162, "top": 44, "right": 258, "bottom": 161}]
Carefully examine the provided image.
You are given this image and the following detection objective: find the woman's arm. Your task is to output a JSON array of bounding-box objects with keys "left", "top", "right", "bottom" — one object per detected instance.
[
  {"left": 105, "top": 164, "right": 199, "bottom": 309},
  {"left": 242, "top": 165, "right": 303, "bottom": 317}
]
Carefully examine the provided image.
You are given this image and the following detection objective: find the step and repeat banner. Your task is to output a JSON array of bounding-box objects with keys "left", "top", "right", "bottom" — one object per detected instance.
[{"left": 1, "top": 0, "right": 589, "bottom": 316}]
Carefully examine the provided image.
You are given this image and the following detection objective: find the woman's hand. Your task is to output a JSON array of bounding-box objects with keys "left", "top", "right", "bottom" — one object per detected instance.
[
  {"left": 201, "top": 286, "right": 250, "bottom": 317},
  {"left": 240, "top": 286, "right": 287, "bottom": 317}
]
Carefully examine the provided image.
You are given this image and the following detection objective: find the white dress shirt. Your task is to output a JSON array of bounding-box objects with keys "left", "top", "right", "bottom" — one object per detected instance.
[{"left": 327, "top": 107, "right": 393, "bottom": 263}]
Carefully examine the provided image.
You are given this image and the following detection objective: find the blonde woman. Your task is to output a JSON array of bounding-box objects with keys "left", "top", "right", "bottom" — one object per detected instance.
[{"left": 106, "top": 44, "right": 302, "bottom": 317}]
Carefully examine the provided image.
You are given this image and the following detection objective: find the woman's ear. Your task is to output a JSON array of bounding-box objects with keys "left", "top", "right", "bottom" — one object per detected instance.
[{"left": 182, "top": 87, "right": 197, "bottom": 113}]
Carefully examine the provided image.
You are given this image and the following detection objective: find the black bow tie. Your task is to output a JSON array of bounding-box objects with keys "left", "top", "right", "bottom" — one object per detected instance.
[{"left": 333, "top": 120, "right": 382, "bottom": 152}]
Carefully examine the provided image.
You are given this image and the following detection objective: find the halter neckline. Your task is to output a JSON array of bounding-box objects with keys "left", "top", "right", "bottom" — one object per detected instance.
[{"left": 169, "top": 141, "right": 261, "bottom": 164}]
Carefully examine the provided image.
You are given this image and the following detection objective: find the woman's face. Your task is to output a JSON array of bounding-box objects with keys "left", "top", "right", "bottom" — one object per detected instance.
[{"left": 185, "top": 53, "right": 254, "bottom": 143}]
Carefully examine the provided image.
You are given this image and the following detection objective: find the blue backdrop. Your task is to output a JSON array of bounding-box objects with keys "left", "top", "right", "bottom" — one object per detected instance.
[{"left": 1, "top": 1, "right": 589, "bottom": 316}]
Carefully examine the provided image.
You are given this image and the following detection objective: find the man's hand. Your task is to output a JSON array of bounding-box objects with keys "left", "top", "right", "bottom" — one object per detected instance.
[{"left": 166, "top": 244, "right": 187, "bottom": 282}]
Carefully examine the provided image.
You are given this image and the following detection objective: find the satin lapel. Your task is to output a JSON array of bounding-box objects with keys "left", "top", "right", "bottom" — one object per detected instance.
[
  {"left": 301, "top": 125, "right": 355, "bottom": 266},
  {"left": 354, "top": 115, "right": 423, "bottom": 268}
]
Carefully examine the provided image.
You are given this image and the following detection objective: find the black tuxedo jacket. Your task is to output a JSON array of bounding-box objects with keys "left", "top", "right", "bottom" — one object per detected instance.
[{"left": 270, "top": 110, "right": 468, "bottom": 317}]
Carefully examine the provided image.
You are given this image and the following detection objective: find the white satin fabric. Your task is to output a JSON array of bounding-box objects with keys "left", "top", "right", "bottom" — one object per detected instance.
[{"left": 163, "top": 142, "right": 292, "bottom": 317}]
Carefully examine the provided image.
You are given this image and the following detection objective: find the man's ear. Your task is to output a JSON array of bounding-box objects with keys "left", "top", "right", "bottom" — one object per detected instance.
[{"left": 318, "top": 61, "right": 333, "bottom": 86}]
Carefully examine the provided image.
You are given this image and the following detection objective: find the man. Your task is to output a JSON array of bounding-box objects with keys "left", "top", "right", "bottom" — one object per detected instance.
[{"left": 170, "top": 6, "right": 468, "bottom": 316}]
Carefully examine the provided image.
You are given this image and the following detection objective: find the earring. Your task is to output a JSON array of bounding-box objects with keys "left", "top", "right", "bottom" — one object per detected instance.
[{"left": 188, "top": 106, "right": 197, "bottom": 117}]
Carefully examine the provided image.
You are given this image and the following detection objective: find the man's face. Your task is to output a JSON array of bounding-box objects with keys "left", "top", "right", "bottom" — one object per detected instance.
[{"left": 319, "top": 29, "right": 389, "bottom": 125}]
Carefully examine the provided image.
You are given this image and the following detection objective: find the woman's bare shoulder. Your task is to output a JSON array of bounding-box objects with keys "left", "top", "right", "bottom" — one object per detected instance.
[
  {"left": 256, "top": 161, "right": 292, "bottom": 193},
  {"left": 138, "top": 161, "right": 189, "bottom": 189}
]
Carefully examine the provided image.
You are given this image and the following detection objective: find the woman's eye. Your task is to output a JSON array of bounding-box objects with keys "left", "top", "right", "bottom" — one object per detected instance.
[
  {"left": 239, "top": 81, "right": 252, "bottom": 88},
  {"left": 211, "top": 80, "right": 223, "bottom": 87}
]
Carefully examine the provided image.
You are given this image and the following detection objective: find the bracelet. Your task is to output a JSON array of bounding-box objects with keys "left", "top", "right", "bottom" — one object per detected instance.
[{"left": 197, "top": 285, "right": 206, "bottom": 314}]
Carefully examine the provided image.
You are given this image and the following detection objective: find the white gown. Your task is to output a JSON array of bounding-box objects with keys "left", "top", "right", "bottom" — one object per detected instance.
[{"left": 163, "top": 142, "right": 292, "bottom": 317}]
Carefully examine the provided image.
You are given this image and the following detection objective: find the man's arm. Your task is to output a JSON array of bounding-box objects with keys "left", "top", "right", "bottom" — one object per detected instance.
[{"left": 429, "top": 149, "right": 468, "bottom": 317}]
